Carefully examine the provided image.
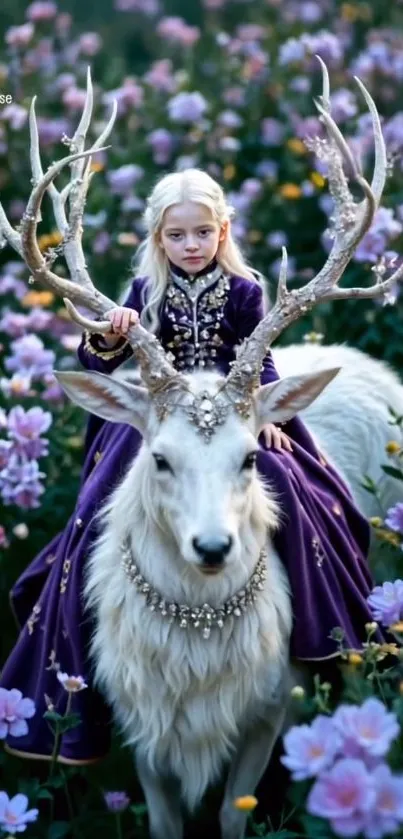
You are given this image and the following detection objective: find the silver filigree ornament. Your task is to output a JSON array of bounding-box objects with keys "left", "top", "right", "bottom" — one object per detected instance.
[{"left": 120, "top": 540, "right": 268, "bottom": 639}]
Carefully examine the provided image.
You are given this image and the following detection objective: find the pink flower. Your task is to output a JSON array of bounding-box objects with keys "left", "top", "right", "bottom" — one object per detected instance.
[
  {"left": 0, "top": 792, "right": 38, "bottom": 834},
  {"left": 281, "top": 715, "right": 341, "bottom": 780},
  {"left": 0, "top": 688, "right": 36, "bottom": 738},
  {"left": 1, "top": 105, "right": 28, "bottom": 131},
  {"left": 157, "top": 17, "right": 200, "bottom": 47},
  {"left": 62, "top": 87, "right": 88, "bottom": 112},
  {"left": 57, "top": 673, "right": 88, "bottom": 693},
  {"left": 333, "top": 698, "right": 400, "bottom": 763},
  {"left": 308, "top": 758, "right": 376, "bottom": 836},
  {"left": 78, "top": 32, "right": 103, "bottom": 56},
  {"left": 26, "top": 1, "right": 57, "bottom": 21},
  {"left": 358, "top": 764, "right": 403, "bottom": 839},
  {"left": 5, "top": 23, "right": 34, "bottom": 47}
]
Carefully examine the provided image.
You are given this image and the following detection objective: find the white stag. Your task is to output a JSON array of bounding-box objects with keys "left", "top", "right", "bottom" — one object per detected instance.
[{"left": 1, "top": 64, "right": 403, "bottom": 839}]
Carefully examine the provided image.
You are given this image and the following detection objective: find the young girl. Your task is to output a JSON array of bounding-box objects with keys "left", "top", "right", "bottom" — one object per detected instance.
[{"left": 1, "top": 168, "right": 378, "bottom": 765}]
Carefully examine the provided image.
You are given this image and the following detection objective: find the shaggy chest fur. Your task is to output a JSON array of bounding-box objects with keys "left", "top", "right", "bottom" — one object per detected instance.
[{"left": 89, "top": 561, "right": 290, "bottom": 810}]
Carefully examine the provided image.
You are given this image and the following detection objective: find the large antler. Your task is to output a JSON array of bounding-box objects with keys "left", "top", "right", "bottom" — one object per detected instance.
[
  {"left": 223, "top": 57, "right": 401, "bottom": 405},
  {"left": 0, "top": 67, "right": 181, "bottom": 396}
]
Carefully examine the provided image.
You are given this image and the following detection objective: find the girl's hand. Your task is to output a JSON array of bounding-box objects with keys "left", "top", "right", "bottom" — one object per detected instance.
[
  {"left": 262, "top": 423, "right": 293, "bottom": 452},
  {"left": 105, "top": 306, "right": 140, "bottom": 337}
]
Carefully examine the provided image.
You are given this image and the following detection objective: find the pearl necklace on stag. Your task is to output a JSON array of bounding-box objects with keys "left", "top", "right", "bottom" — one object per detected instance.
[{"left": 120, "top": 541, "right": 268, "bottom": 639}]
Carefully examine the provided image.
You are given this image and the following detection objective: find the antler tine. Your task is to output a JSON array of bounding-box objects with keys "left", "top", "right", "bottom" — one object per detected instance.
[
  {"left": 0, "top": 84, "right": 183, "bottom": 395},
  {"left": 224, "top": 62, "right": 395, "bottom": 399}
]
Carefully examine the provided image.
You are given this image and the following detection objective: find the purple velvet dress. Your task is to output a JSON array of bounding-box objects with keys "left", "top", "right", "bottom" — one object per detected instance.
[{"left": 1, "top": 260, "right": 378, "bottom": 764}]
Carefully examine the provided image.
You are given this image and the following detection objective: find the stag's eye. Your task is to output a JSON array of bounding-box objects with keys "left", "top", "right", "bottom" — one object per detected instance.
[
  {"left": 242, "top": 452, "right": 257, "bottom": 471},
  {"left": 153, "top": 453, "right": 173, "bottom": 473}
]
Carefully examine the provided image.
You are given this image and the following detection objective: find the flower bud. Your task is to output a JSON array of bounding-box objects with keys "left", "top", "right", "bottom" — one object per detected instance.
[
  {"left": 233, "top": 795, "right": 258, "bottom": 812},
  {"left": 291, "top": 685, "right": 305, "bottom": 699}
]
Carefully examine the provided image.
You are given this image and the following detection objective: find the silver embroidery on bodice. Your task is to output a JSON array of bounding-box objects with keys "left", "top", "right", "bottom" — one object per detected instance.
[{"left": 165, "top": 265, "right": 231, "bottom": 372}]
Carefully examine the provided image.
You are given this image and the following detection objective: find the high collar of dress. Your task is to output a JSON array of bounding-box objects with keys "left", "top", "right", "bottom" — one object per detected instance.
[{"left": 169, "top": 256, "right": 218, "bottom": 281}]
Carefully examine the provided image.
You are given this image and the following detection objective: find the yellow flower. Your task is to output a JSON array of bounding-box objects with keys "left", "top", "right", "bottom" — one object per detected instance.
[
  {"left": 223, "top": 164, "right": 236, "bottom": 181},
  {"left": 379, "top": 643, "right": 400, "bottom": 656},
  {"left": 348, "top": 652, "right": 363, "bottom": 666},
  {"left": 37, "top": 230, "right": 63, "bottom": 252},
  {"left": 303, "top": 331, "right": 324, "bottom": 344},
  {"left": 248, "top": 230, "right": 262, "bottom": 243},
  {"left": 233, "top": 795, "right": 258, "bottom": 812},
  {"left": 374, "top": 528, "right": 401, "bottom": 547},
  {"left": 21, "top": 290, "right": 55, "bottom": 308},
  {"left": 278, "top": 183, "right": 302, "bottom": 199},
  {"left": 90, "top": 161, "right": 104, "bottom": 173},
  {"left": 66, "top": 436, "right": 83, "bottom": 450},
  {"left": 385, "top": 440, "right": 401, "bottom": 455},
  {"left": 365, "top": 621, "right": 378, "bottom": 632},
  {"left": 117, "top": 232, "right": 139, "bottom": 246},
  {"left": 286, "top": 137, "right": 306, "bottom": 155},
  {"left": 389, "top": 622, "right": 403, "bottom": 634},
  {"left": 310, "top": 171, "right": 326, "bottom": 189},
  {"left": 369, "top": 517, "right": 383, "bottom": 528}
]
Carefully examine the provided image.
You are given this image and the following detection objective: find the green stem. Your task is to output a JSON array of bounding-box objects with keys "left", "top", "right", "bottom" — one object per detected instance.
[{"left": 115, "top": 812, "right": 123, "bottom": 839}]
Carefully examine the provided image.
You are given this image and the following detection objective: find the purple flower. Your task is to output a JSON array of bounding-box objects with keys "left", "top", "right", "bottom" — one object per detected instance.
[
  {"left": 0, "top": 688, "right": 36, "bottom": 738},
  {"left": 281, "top": 715, "right": 341, "bottom": 781},
  {"left": 367, "top": 580, "right": 403, "bottom": 626},
  {"left": 104, "top": 791, "right": 131, "bottom": 812},
  {"left": 167, "top": 91, "right": 208, "bottom": 123},
  {"left": 5, "top": 23, "right": 34, "bottom": 47},
  {"left": 385, "top": 503, "right": 403, "bottom": 534},
  {"left": 157, "top": 17, "right": 200, "bottom": 47},
  {"left": 0, "top": 311, "right": 30, "bottom": 338},
  {"left": 333, "top": 698, "right": 400, "bottom": 763},
  {"left": 7, "top": 406, "right": 52, "bottom": 459},
  {"left": 78, "top": 32, "right": 102, "bottom": 56},
  {"left": 261, "top": 117, "right": 285, "bottom": 146},
  {"left": 330, "top": 89, "right": 358, "bottom": 123},
  {"left": 5, "top": 334, "right": 55, "bottom": 380},
  {"left": 0, "top": 792, "right": 39, "bottom": 834},
  {"left": 307, "top": 758, "right": 376, "bottom": 836},
  {"left": 26, "top": 1, "right": 57, "bottom": 20},
  {"left": 358, "top": 764, "right": 403, "bottom": 839},
  {"left": 147, "top": 128, "right": 175, "bottom": 164},
  {"left": 144, "top": 59, "right": 176, "bottom": 93},
  {"left": 0, "top": 455, "right": 46, "bottom": 509},
  {"left": 107, "top": 164, "right": 144, "bottom": 196},
  {"left": 115, "top": 0, "right": 160, "bottom": 13}
]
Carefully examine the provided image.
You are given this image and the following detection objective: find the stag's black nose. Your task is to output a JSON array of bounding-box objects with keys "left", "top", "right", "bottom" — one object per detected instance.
[{"left": 192, "top": 535, "right": 233, "bottom": 566}]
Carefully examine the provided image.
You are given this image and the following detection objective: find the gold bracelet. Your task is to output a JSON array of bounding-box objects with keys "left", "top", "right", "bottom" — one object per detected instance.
[{"left": 83, "top": 330, "right": 129, "bottom": 360}]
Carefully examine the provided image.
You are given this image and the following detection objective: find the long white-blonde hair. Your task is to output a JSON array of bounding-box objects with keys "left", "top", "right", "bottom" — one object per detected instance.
[{"left": 121, "top": 168, "right": 266, "bottom": 334}]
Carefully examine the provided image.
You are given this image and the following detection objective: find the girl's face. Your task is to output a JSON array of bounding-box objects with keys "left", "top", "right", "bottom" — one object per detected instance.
[{"left": 158, "top": 201, "right": 227, "bottom": 273}]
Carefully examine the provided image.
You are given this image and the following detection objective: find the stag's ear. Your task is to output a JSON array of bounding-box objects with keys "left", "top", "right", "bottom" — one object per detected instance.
[
  {"left": 255, "top": 367, "right": 341, "bottom": 428},
  {"left": 54, "top": 370, "right": 151, "bottom": 433}
]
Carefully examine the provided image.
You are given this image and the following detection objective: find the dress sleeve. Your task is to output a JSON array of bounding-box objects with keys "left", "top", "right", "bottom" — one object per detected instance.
[
  {"left": 76, "top": 278, "right": 143, "bottom": 374},
  {"left": 236, "top": 281, "right": 280, "bottom": 385}
]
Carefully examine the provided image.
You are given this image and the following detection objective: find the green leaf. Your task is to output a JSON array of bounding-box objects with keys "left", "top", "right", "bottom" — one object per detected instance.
[
  {"left": 299, "top": 813, "right": 333, "bottom": 838},
  {"left": 381, "top": 464, "right": 403, "bottom": 481},
  {"left": 38, "top": 788, "right": 54, "bottom": 800},
  {"left": 47, "top": 821, "right": 71, "bottom": 839}
]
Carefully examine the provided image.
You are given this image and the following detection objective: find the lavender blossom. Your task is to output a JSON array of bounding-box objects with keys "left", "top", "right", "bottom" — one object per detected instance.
[
  {"left": 307, "top": 758, "right": 376, "bottom": 837},
  {"left": 0, "top": 793, "right": 38, "bottom": 835},
  {"left": 385, "top": 502, "right": 403, "bottom": 534},
  {"left": 332, "top": 698, "right": 400, "bottom": 764},
  {"left": 167, "top": 92, "right": 208, "bottom": 123},
  {"left": 367, "top": 580, "right": 403, "bottom": 626},
  {"left": 7, "top": 406, "right": 52, "bottom": 459},
  {"left": 104, "top": 791, "right": 131, "bottom": 812},
  {"left": 0, "top": 688, "right": 36, "bottom": 738},
  {"left": 281, "top": 715, "right": 341, "bottom": 780}
]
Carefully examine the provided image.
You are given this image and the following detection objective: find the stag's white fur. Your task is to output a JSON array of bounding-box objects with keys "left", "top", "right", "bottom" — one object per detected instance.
[{"left": 56, "top": 345, "right": 403, "bottom": 839}]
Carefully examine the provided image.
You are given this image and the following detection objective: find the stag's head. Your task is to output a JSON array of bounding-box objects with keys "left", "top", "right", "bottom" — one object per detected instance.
[{"left": 55, "top": 362, "right": 339, "bottom": 574}]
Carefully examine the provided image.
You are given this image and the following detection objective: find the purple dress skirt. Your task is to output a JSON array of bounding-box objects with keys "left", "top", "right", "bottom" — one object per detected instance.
[{"left": 0, "top": 269, "right": 379, "bottom": 763}]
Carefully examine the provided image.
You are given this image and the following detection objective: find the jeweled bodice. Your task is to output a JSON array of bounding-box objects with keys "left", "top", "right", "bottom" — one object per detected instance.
[{"left": 163, "top": 263, "right": 232, "bottom": 371}]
